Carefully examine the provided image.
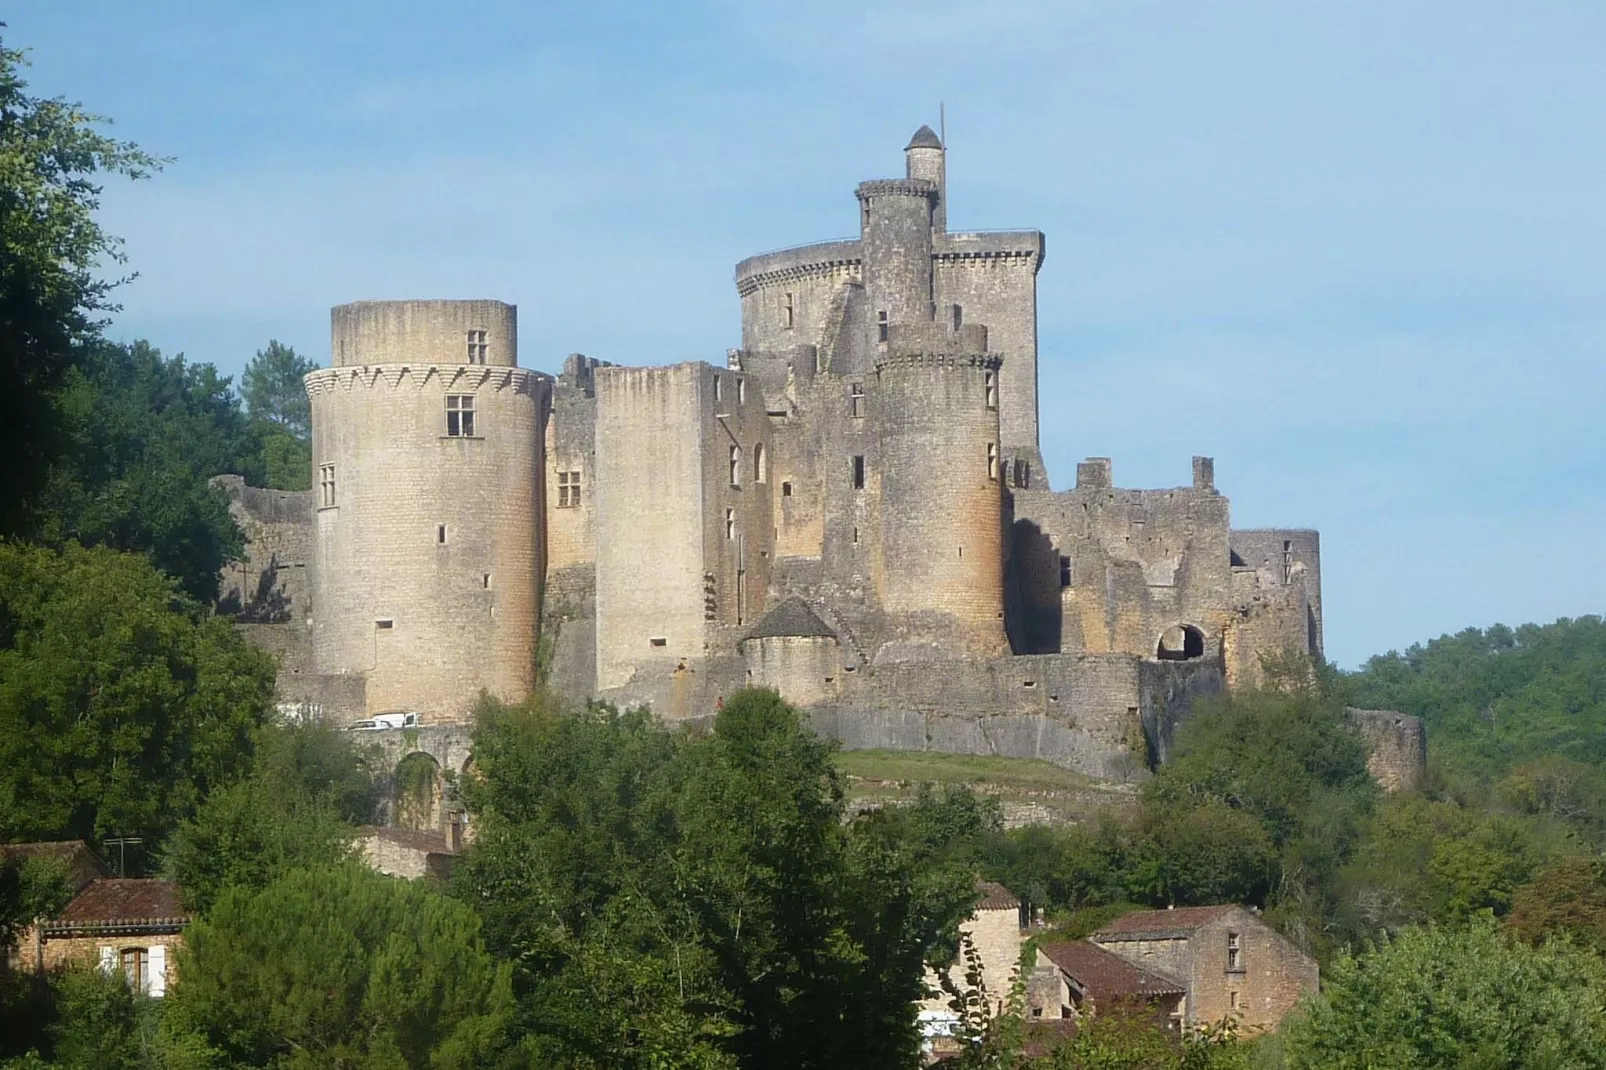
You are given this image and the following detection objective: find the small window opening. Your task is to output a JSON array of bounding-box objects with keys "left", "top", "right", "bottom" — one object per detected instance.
[
  {"left": 737, "top": 377, "right": 746, "bottom": 403},
  {"left": 726, "top": 508, "right": 735, "bottom": 540},
  {"left": 650, "top": 636, "right": 667, "bottom": 648},
  {"left": 1013, "top": 458, "right": 1031, "bottom": 489},
  {"left": 713, "top": 374, "right": 722, "bottom": 401},
  {"left": 1282, "top": 539, "right": 1294, "bottom": 584},
  {"left": 1230, "top": 991, "right": 1239, "bottom": 1010},
  {"left": 466, "top": 329, "right": 488, "bottom": 365},
  {"left": 729, "top": 445, "right": 742, "bottom": 487},
  {"left": 375, "top": 619, "right": 394, "bottom": 630},
  {"left": 877, "top": 310, "right": 888, "bottom": 343},
  {"left": 851, "top": 455, "right": 865, "bottom": 490},
  {"left": 437, "top": 524, "right": 448, "bottom": 545},
  {"left": 985, "top": 369, "right": 998, "bottom": 410},
  {"left": 446, "top": 394, "right": 476, "bottom": 436},
  {"left": 121, "top": 948, "right": 149, "bottom": 993},
  {"left": 781, "top": 481, "right": 793, "bottom": 497},
  {"left": 850, "top": 382, "right": 865, "bottom": 418},
  {"left": 482, "top": 574, "right": 491, "bottom": 589},
  {"left": 987, "top": 443, "right": 999, "bottom": 482},
  {"left": 852, "top": 526, "right": 859, "bottom": 544},
  {"left": 1060, "top": 556, "right": 1072, "bottom": 588},
  {"left": 782, "top": 292, "right": 795, "bottom": 330},
  {"left": 754, "top": 443, "right": 767, "bottom": 483},
  {"left": 1022, "top": 680, "right": 1036, "bottom": 688},
  {"left": 558, "top": 469, "right": 581, "bottom": 507},
  {"left": 952, "top": 303, "right": 963, "bottom": 330},
  {"left": 319, "top": 464, "right": 336, "bottom": 508},
  {"left": 1227, "top": 932, "right": 1243, "bottom": 972},
  {"left": 861, "top": 201, "right": 871, "bottom": 231}
]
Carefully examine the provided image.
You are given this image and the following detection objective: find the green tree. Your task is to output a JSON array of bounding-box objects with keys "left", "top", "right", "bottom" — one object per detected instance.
[
  {"left": 241, "top": 340, "right": 316, "bottom": 440},
  {"left": 166, "top": 864, "right": 516, "bottom": 1068},
  {"left": 0, "top": 542, "right": 274, "bottom": 857},
  {"left": 1507, "top": 855, "right": 1606, "bottom": 952},
  {"left": 0, "top": 33, "right": 161, "bottom": 537},
  {"left": 1284, "top": 918, "right": 1606, "bottom": 1069}
]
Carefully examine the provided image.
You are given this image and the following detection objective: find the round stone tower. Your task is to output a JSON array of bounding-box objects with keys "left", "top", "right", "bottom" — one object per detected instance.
[
  {"left": 857, "top": 178, "right": 936, "bottom": 330},
  {"left": 904, "top": 124, "right": 946, "bottom": 233},
  {"left": 306, "top": 299, "right": 549, "bottom": 721},
  {"left": 874, "top": 321, "right": 1007, "bottom": 660}
]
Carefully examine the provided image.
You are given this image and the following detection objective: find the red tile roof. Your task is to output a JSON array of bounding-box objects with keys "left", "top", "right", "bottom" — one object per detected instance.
[
  {"left": 51, "top": 879, "right": 187, "bottom": 928},
  {"left": 1094, "top": 906, "right": 1237, "bottom": 940},
  {"left": 1038, "top": 940, "right": 1185, "bottom": 998},
  {"left": 976, "top": 881, "right": 1020, "bottom": 911}
]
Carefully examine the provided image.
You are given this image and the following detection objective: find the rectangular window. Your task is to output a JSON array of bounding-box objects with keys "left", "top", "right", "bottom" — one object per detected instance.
[
  {"left": 726, "top": 508, "right": 735, "bottom": 540},
  {"left": 558, "top": 470, "right": 581, "bottom": 507},
  {"left": 1060, "top": 556, "right": 1072, "bottom": 588},
  {"left": 729, "top": 446, "right": 742, "bottom": 487},
  {"left": 876, "top": 311, "right": 888, "bottom": 343},
  {"left": 319, "top": 464, "right": 336, "bottom": 508},
  {"left": 1282, "top": 540, "right": 1293, "bottom": 584},
  {"left": 466, "top": 329, "right": 488, "bottom": 364},
  {"left": 714, "top": 374, "right": 723, "bottom": 401},
  {"left": 850, "top": 382, "right": 865, "bottom": 418},
  {"left": 650, "top": 636, "right": 668, "bottom": 647},
  {"left": 437, "top": 524, "right": 448, "bottom": 545},
  {"left": 782, "top": 481, "right": 793, "bottom": 497},
  {"left": 1226, "top": 932, "right": 1243, "bottom": 972},
  {"left": 782, "top": 292, "right": 795, "bottom": 330},
  {"left": 446, "top": 394, "right": 476, "bottom": 437},
  {"left": 1013, "top": 458, "right": 1030, "bottom": 489},
  {"left": 121, "top": 948, "right": 148, "bottom": 993},
  {"left": 985, "top": 369, "right": 998, "bottom": 410},
  {"left": 738, "top": 377, "right": 746, "bottom": 403},
  {"left": 952, "top": 303, "right": 963, "bottom": 330},
  {"left": 988, "top": 443, "right": 999, "bottom": 481},
  {"left": 852, "top": 455, "right": 865, "bottom": 490},
  {"left": 375, "top": 619, "right": 394, "bottom": 630}
]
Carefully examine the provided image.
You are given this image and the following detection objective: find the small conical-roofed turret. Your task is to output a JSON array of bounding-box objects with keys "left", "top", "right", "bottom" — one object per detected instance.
[{"left": 904, "top": 124, "right": 946, "bottom": 231}]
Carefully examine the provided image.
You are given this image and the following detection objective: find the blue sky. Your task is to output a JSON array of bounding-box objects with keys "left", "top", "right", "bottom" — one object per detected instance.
[{"left": 10, "top": 0, "right": 1604, "bottom": 667}]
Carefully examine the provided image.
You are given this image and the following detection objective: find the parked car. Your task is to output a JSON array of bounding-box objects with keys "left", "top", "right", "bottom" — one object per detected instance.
[{"left": 345, "top": 712, "right": 421, "bottom": 732}]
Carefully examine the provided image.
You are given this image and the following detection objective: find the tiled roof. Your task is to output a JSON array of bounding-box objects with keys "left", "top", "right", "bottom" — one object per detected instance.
[
  {"left": 743, "top": 597, "right": 837, "bottom": 641},
  {"left": 1038, "top": 940, "right": 1184, "bottom": 997},
  {"left": 359, "top": 826, "right": 453, "bottom": 854},
  {"left": 906, "top": 124, "right": 944, "bottom": 150},
  {"left": 53, "top": 879, "right": 187, "bottom": 928},
  {"left": 976, "top": 881, "right": 1020, "bottom": 911},
  {"left": 1094, "top": 906, "right": 1236, "bottom": 940}
]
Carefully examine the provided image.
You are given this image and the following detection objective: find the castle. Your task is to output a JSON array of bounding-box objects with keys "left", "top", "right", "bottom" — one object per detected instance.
[{"left": 220, "top": 126, "right": 1326, "bottom": 781}]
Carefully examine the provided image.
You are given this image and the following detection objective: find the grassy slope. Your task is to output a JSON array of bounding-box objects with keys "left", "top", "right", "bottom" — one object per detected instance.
[{"left": 834, "top": 748, "right": 1138, "bottom": 826}]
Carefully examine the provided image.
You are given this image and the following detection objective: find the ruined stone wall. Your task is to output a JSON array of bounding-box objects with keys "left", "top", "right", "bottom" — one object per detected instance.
[
  {"left": 1220, "top": 580, "right": 1314, "bottom": 690},
  {"left": 331, "top": 299, "right": 516, "bottom": 369},
  {"left": 1345, "top": 708, "right": 1427, "bottom": 793},
  {"left": 306, "top": 349, "right": 547, "bottom": 721},
  {"left": 698, "top": 366, "right": 775, "bottom": 645},
  {"left": 1231, "top": 529, "right": 1323, "bottom": 658}
]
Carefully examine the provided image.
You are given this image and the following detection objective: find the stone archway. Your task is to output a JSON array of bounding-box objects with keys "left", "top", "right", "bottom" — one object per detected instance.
[
  {"left": 1157, "top": 623, "right": 1206, "bottom": 661},
  {"left": 392, "top": 751, "right": 443, "bottom": 831}
]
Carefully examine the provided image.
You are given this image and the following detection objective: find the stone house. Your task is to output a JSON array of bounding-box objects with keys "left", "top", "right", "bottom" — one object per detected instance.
[
  {"left": 38, "top": 878, "right": 190, "bottom": 997},
  {"left": 1031, "top": 938, "right": 1185, "bottom": 1026},
  {"left": 2, "top": 840, "right": 109, "bottom": 974},
  {"left": 1090, "top": 906, "right": 1317, "bottom": 1031},
  {"left": 922, "top": 881, "right": 1025, "bottom": 1041}
]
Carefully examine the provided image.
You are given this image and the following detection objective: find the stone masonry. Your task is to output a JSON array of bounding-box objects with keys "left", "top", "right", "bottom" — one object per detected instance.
[{"left": 218, "top": 125, "right": 1417, "bottom": 787}]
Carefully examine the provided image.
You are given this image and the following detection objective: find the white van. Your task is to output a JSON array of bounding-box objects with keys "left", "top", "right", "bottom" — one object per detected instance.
[{"left": 345, "top": 712, "right": 419, "bottom": 732}]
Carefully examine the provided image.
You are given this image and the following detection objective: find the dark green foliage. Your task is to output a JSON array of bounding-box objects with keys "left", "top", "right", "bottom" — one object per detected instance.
[
  {"left": 1347, "top": 616, "right": 1606, "bottom": 785},
  {"left": 0, "top": 853, "right": 71, "bottom": 949},
  {"left": 1508, "top": 855, "right": 1606, "bottom": 952},
  {"left": 1283, "top": 918, "right": 1606, "bottom": 1069},
  {"left": 164, "top": 722, "right": 379, "bottom": 914},
  {"left": 241, "top": 340, "right": 316, "bottom": 440},
  {"left": 454, "top": 687, "right": 980, "bottom": 1070},
  {"left": 167, "top": 864, "right": 516, "bottom": 1068},
  {"left": 0, "top": 34, "right": 161, "bottom": 538},
  {"left": 0, "top": 542, "right": 274, "bottom": 856}
]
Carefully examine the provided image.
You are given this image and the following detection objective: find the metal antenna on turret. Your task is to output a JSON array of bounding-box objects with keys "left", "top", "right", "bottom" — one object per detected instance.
[{"left": 939, "top": 102, "right": 946, "bottom": 146}]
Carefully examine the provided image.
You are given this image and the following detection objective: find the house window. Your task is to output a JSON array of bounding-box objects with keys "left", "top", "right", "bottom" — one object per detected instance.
[
  {"left": 852, "top": 455, "right": 865, "bottom": 490},
  {"left": 782, "top": 292, "right": 795, "bottom": 330},
  {"left": 952, "top": 304, "right": 963, "bottom": 330},
  {"left": 987, "top": 443, "right": 999, "bottom": 481},
  {"left": 726, "top": 508, "right": 735, "bottom": 540},
  {"left": 754, "top": 444, "right": 767, "bottom": 483},
  {"left": 1229, "top": 990, "right": 1239, "bottom": 1011},
  {"left": 850, "top": 382, "right": 865, "bottom": 418},
  {"left": 558, "top": 470, "right": 581, "bottom": 507},
  {"left": 985, "top": 369, "right": 998, "bottom": 410},
  {"left": 466, "top": 329, "right": 488, "bottom": 364},
  {"left": 446, "top": 394, "right": 476, "bottom": 436},
  {"left": 729, "top": 445, "right": 742, "bottom": 486},
  {"left": 121, "top": 948, "right": 148, "bottom": 992},
  {"left": 1227, "top": 932, "right": 1243, "bottom": 972},
  {"left": 318, "top": 464, "right": 336, "bottom": 508},
  {"left": 877, "top": 311, "right": 888, "bottom": 343}
]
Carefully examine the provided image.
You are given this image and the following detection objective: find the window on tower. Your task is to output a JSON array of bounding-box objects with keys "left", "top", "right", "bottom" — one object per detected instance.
[
  {"left": 877, "top": 311, "right": 888, "bottom": 343},
  {"left": 446, "top": 394, "right": 476, "bottom": 436},
  {"left": 558, "top": 470, "right": 581, "bottom": 507},
  {"left": 850, "top": 382, "right": 865, "bottom": 418},
  {"left": 466, "top": 329, "right": 488, "bottom": 364},
  {"left": 987, "top": 443, "right": 999, "bottom": 482},
  {"left": 852, "top": 455, "right": 865, "bottom": 490},
  {"left": 985, "top": 369, "right": 998, "bottom": 410},
  {"left": 319, "top": 464, "right": 336, "bottom": 508},
  {"left": 782, "top": 292, "right": 795, "bottom": 330},
  {"left": 730, "top": 446, "right": 742, "bottom": 487}
]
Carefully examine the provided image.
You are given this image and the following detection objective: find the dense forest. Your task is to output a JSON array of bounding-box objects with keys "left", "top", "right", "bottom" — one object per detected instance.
[{"left": 3, "top": 28, "right": 1606, "bottom": 1070}]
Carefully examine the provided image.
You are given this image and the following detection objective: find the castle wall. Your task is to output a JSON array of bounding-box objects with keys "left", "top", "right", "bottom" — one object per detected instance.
[
  {"left": 736, "top": 242, "right": 862, "bottom": 354},
  {"left": 1345, "top": 708, "right": 1427, "bottom": 793},
  {"left": 741, "top": 634, "right": 842, "bottom": 708},
  {"left": 306, "top": 356, "right": 546, "bottom": 721},
  {"left": 331, "top": 300, "right": 517, "bottom": 368},
  {"left": 546, "top": 355, "right": 611, "bottom": 572},
  {"left": 1231, "top": 529, "right": 1323, "bottom": 658}
]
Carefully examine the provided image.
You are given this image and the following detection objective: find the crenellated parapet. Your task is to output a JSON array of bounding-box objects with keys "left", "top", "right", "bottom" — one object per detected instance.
[{"left": 304, "top": 363, "right": 545, "bottom": 398}]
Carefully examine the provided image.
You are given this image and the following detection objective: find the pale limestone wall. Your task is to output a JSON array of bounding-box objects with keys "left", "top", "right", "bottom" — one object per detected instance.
[
  {"left": 741, "top": 634, "right": 841, "bottom": 707},
  {"left": 359, "top": 834, "right": 451, "bottom": 881},
  {"left": 1186, "top": 911, "right": 1318, "bottom": 1032},
  {"left": 545, "top": 355, "right": 611, "bottom": 572},
  {"left": 1345, "top": 708, "right": 1427, "bottom": 793},
  {"left": 921, "top": 905, "right": 1022, "bottom": 1019},
  {"left": 1231, "top": 529, "right": 1323, "bottom": 658},
  {"left": 307, "top": 355, "right": 547, "bottom": 721},
  {"left": 331, "top": 300, "right": 516, "bottom": 368},
  {"left": 1220, "top": 582, "right": 1314, "bottom": 690}
]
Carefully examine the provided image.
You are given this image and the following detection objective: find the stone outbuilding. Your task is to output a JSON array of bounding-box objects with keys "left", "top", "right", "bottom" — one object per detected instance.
[
  {"left": 1032, "top": 938, "right": 1185, "bottom": 1025},
  {"left": 922, "top": 880, "right": 1026, "bottom": 1043},
  {"left": 740, "top": 597, "right": 842, "bottom": 706},
  {"left": 39, "top": 878, "right": 190, "bottom": 997},
  {"left": 1090, "top": 905, "right": 1317, "bottom": 1032},
  {"left": 357, "top": 824, "right": 461, "bottom": 881}
]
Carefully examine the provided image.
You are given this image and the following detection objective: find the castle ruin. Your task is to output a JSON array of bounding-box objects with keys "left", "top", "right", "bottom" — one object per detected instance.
[{"left": 222, "top": 126, "right": 1328, "bottom": 781}]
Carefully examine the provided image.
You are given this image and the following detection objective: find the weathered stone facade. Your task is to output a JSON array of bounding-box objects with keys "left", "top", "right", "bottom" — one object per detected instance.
[{"left": 221, "top": 125, "right": 1337, "bottom": 783}]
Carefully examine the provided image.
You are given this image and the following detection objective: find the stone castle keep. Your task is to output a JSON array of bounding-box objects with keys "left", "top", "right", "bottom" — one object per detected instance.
[{"left": 221, "top": 126, "right": 1330, "bottom": 780}]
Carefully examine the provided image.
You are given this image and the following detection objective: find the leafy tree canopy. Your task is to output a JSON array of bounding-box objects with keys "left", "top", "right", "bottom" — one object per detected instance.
[
  {"left": 0, "top": 541, "right": 274, "bottom": 857},
  {"left": 241, "top": 340, "right": 316, "bottom": 439}
]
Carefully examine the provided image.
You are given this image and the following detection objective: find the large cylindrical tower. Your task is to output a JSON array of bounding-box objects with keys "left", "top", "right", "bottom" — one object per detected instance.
[
  {"left": 307, "top": 299, "right": 548, "bottom": 721},
  {"left": 874, "top": 321, "right": 1007, "bottom": 660},
  {"left": 857, "top": 179, "right": 936, "bottom": 329}
]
